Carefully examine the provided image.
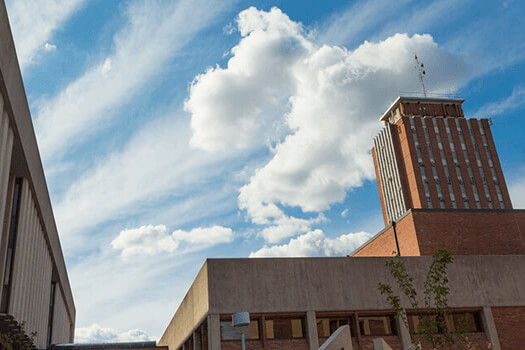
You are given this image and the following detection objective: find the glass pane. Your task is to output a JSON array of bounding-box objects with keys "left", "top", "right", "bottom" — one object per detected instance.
[
  {"left": 317, "top": 319, "right": 330, "bottom": 338},
  {"left": 265, "top": 318, "right": 304, "bottom": 339},
  {"left": 249, "top": 320, "right": 260, "bottom": 339},
  {"left": 359, "top": 316, "right": 395, "bottom": 335},
  {"left": 221, "top": 320, "right": 259, "bottom": 340},
  {"left": 449, "top": 312, "right": 483, "bottom": 333}
]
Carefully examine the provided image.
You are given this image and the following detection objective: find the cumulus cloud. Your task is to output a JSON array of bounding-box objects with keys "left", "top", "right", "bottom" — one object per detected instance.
[
  {"left": 259, "top": 213, "right": 325, "bottom": 243},
  {"left": 509, "top": 175, "right": 525, "bottom": 209},
  {"left": 5, "top": 0, "right": 84, "bottom": 70},
  {"left": 186, "top": 7, "right": 467, "bottom": 241},
  {"left": 472, "top": 85, "right": 525, "bottom": 118},
  {"left": 111, "top": 224, "right": 233, "bottom": 257},
  {"left": 34, "top": 0, "right": 233, "bottom": 162},
  {"left": 75, "top": 324, "right": 154, "bottom": 343},
  {"left": 250, "top": 229, "right": 372, "bottom": 257}
]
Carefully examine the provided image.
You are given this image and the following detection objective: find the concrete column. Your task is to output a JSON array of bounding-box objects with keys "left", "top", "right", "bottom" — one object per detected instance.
[
  {"left": 396, "top": 315, "right": 412, "bottom": 349},
  {"left": 193, "top": 330, "right": 200, "bottom": 350},
  {"left": 207, "top": 314, "right": 221, "bottom": 350},
  {"left": 481, "top": 306, "right": 501, "bottom": 350},
  {"left": 306, "top": 310, "right": 319, "bottom": 350}
]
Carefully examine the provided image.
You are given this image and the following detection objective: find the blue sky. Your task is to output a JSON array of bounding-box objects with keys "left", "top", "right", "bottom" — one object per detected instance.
[{"left": 5, "top": 0, "right": 525, "bottom": 343}]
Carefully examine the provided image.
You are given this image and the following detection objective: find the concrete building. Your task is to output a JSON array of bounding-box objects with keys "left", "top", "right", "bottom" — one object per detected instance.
[
  {"left": 0, "top": 1, "right": 75, "bottom": 348},
  {"left": 158, "top": 96, "right": 525, "bottom": 350}
]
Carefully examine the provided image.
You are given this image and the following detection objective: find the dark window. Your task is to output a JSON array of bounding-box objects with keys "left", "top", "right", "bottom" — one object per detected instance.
[
  {"left": 358, "top": 315, "right": 396, "bottom": 336},
  {"left": 220, "top": 319, "right": 260, "bottom": 341},
  {"left": 448, "top": 312, "right": 483, "bottom": 333},
  {"left": 408, "top": 312, "right": 483, "bottom": 334},
  {"left": 317, "top": 317, "right": 355, "bottom": 338},
  {"left": 408, "top": 314, "right": 444, "bottom": 334},
  {"left": 1, "top": 178, "right": 23, "bottom": 313},
  {"left": 265, "top": 318, "right": 304, "bottom": 339},
  {"left": 447, "top": 176, "right": 452, "bottom": 184}
]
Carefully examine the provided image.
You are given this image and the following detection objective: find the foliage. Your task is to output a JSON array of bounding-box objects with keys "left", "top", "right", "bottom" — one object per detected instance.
[
  {"left": 378, "top": 246, "right": 484, "bottom": 349},
  {"left": 0, "top": 322, "right": 36, "bottom": 350}
]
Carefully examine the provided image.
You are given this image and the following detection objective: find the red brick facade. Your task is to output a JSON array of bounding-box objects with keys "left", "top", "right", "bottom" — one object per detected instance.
[
  {"left": 491, "top": 307, "right": 525, "bottom": 349},
  {"left": 354, "top": 210, "right": 525, "bottom": 257},
  {"left": 221, "top": 339, "right": 308, "bottom": 350}
]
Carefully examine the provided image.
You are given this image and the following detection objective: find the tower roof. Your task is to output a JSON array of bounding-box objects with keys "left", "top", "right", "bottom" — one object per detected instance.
[{"left": 380, "top": 96, "right": 465, "bottom": 124}]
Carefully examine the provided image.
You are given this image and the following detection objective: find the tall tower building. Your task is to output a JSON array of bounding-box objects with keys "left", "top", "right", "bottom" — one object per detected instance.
[
  {"left": 353, "top": 96, "right": 525, "bottom": 257},
  {"left": 372, "top": 96, "right": 512, "bottom": 226}
]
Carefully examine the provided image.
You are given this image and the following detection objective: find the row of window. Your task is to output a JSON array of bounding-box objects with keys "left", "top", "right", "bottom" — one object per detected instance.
[{"left": 219, "top": 311, "right": 483, "bottom": 342}]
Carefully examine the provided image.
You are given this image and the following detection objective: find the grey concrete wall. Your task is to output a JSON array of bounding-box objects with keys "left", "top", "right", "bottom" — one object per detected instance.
[
  {"left": 206, "top": 256, "right": 525, "bottom": 314},
  {"left": 159, "top": 262, "right": 210, "bottom": 350},
  {"left": 0, "top": 0, "right": 75, "bottom": 345},
  {"left": 0, "top": 92, "right": 14, "bottom": 297},
  {"left": 53, "top": 287, "right": 74, "bottom": 344},
  {"left": 9, "top": 179, "right": 54, "bottom": 348}
]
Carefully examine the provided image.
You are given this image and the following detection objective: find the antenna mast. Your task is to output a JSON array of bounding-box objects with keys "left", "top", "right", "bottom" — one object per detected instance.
[{"left": 414, "top": 54, "right": 427, "bottom": 97}]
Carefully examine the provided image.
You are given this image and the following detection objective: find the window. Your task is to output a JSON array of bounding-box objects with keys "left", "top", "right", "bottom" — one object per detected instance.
[
  {"left": 447, "top": 176, "right": 452, "bottom": 184},
  {"left": 317, "top": 317, "right": 355, "bottom": 338},
  {"left": 470, "top": 176, "right": 475, "bottom": 185},
  {"left": 430, "top": 312, "right": 483, "bottom": 333},
  {"left": 221, "top": 319, "right": 260, "bottom": 341},
  {"left": 265, "top": 318, "right": 304, "bottom": 339},
  {"left": 408, "top": 314, "right": 444, "bottom": 334},
  {"left": 359, "top": 315, "right": 396, "bottom": 336},
  {"left": 458, "top": 177, "right": 464, "bottom": 185},
  {"left": 434, "top": 177, "right": 440, "bottom": 184}
]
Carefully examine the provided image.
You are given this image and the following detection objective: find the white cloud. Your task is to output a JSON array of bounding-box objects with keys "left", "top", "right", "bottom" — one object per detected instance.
[
  {"left": 111, "top": 224, "right": 233, "bottom": 257},
  {"left": 472, "top": 85, "right": 525, "bottom": 118},
  {"left": 75, "top": 324, "right": 155, "bottom": 343},
  {"left": 509, "top": 175, "right": 525, "bottom": 209},
  {"left": 317, "top": 0, "right": 411, "bottom": 47},
  {"left": 186, "top": 7, "right": 467, "bottom": 240},
  {"left": 53, "top": 112, "right": 236, "bottom": 248},
  {"left": 259, "top": 214, "right": 325, "bottom": 243},
  {"left": 5, "top": 0, "right": 84, "bottom": 70},
  {"left": 43, "top": 42, "right": 56, "bottom": 51},
  {"left": 341, "top": 209, "right": 349, "bottom": 217},
  {"left": 250, "top": 229, "right": 372, "bottom": 257},
  {"left": 34, "top": 0, "right": 234, "bottom": 162}
]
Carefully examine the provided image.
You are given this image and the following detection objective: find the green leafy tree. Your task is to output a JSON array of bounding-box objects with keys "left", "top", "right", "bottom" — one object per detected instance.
[
  {"left": 378, "top": 246, "right": 487, "bottom": 350},
  {"left": 0, "top": 322, "right": 36, "bottom": 350}
]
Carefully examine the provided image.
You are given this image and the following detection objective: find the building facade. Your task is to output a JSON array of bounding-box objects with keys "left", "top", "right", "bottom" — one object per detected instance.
[
  {"left": 158, "top": 95, "right": 525, "bottom": 350},
  {"left": 0, "top": 1, "right": 76, "bottom": 348}
]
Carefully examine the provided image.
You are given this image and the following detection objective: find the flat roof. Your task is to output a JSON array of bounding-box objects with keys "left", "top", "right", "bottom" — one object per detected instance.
[{"left": 380, "top": 95, "right": 465, "bottom": 122}]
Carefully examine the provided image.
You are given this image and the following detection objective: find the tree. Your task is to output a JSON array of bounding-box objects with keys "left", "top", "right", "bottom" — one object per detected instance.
[
  {"left": 378, "top": 246, "right": 490, "bottom": 350},
  {"left": 0, "top": 322, "right": 36, "bottom": 350}
]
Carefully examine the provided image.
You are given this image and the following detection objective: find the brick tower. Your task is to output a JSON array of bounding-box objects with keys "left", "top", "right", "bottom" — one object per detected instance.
[{"left": 353, "top": 96, "right": 525, "bottom": 257}]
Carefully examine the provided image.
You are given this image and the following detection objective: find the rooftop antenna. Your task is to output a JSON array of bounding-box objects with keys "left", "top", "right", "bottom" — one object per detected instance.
[{"left": 414, "top": 54, "right": 427, "bottom": 97}]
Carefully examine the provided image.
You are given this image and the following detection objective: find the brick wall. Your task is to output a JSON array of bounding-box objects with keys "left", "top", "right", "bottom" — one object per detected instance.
[
  {"left": 491, "top": 306, "right": 525, "bottom": 349},
  {"left": 413, "top": 210, "right": 525, "bottom": 255},
  {"left": 221, "top": 339, "right": 308, "bottom": 350},
  {"left": 410, "top": 333, "right": 490, "bottom": 349},
  {"left": 353, "top": 210, "right": 525, "bottom": 257}
]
